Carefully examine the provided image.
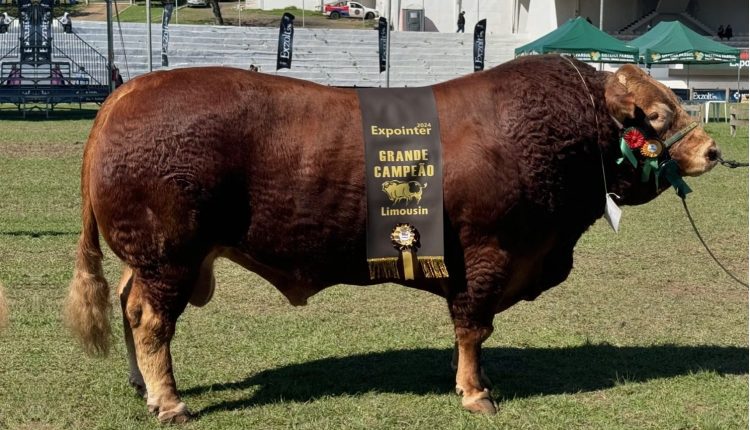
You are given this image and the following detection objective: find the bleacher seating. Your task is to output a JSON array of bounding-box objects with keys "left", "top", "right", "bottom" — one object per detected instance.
[{"left": 72, "top": 21, "right": 530, "bottom": 87}]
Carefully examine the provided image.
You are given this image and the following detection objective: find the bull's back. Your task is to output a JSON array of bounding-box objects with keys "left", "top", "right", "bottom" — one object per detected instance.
[{"left": 87, "top": 68, "right": 369, "bottom": 276}]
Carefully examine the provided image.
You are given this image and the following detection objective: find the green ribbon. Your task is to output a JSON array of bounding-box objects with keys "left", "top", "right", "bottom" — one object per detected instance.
[
  {"left": 658, "top": 160, "right": 692, "bottom": 199},
  {"left": 641, "top": 158, "right": 660, "bottom": 187},
  {"left": 617, "top": 137, "right": 637, "bottom": 167}
]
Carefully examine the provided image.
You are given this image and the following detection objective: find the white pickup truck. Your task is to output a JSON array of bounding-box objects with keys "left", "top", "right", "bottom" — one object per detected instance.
[{"left": 323, "top": 1, "right": 379, "bottom": 20}]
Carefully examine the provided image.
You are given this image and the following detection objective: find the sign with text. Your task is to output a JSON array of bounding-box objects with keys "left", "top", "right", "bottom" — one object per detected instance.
[{"left": 276, "top": 13, "right": 294, "bottom": 70}]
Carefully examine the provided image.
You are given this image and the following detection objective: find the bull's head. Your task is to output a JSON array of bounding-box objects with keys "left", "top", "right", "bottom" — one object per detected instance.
[{"left": 604, "top": 64, "right": 720, "bottom": 204}]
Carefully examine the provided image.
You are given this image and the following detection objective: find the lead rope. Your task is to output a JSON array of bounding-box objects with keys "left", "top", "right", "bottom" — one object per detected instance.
[{"left": 680, "top": 197, "right": 748, "bottom": 287}]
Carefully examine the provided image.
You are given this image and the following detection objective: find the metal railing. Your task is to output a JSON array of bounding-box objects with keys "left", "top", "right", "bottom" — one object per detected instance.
[{"left": 50, "top": 20, "right": 108, "bottom": 86}]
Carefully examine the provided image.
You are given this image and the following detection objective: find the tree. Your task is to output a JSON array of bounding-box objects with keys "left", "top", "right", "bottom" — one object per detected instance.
[{"left": 208, "top": 0, "right": 223, "bottom": 25}]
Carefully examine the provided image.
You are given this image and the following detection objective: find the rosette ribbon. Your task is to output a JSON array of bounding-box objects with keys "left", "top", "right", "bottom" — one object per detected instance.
[{"left": 390, "top": 224, "right": 420, "bottom": 280}]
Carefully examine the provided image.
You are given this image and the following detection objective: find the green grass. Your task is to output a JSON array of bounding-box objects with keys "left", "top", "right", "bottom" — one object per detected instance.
[{"left": 0, "top": 117, "right": 746, "bottom": 429}]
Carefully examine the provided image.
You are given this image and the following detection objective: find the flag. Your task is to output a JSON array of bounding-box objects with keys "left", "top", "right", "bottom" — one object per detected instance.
[
  {"left": 161, "top": 2, "right": 174, "bottom": 67},
  {"left": 378, "top": 17, "right": 388, "bottom": 73},
  {"left": 473, "top": 19, "right": 486, "bottom": 72},
  {"left": 276, "top": 12, "right": 295, "bottom": 70}
]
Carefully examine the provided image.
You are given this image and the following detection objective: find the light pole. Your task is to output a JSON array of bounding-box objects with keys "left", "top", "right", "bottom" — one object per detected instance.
[{"left": 147, "top": 0, "right": 153, "bottom": 72}]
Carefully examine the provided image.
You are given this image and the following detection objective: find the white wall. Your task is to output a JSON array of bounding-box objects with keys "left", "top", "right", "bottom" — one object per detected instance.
[{"left": 257, "top": 0, "right": 749, "bottom": 36}]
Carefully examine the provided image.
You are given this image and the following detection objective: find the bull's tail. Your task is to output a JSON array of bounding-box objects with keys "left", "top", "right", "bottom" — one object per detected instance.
[{"left": 64, "top": 160, "right": 112, "bottom": 356}]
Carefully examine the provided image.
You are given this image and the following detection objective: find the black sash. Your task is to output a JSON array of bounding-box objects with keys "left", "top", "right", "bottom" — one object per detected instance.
[{"left": 358, "top": 87, "right": 449, "bottom": 280}]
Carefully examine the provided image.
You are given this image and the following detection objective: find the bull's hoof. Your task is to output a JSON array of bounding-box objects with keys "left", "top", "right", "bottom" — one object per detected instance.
[
  {"left": 461, "top": 389, "right": 497, "bottom": 415},
  {"left": 157, "top": 402, "right": 191, "bottom": 424}
]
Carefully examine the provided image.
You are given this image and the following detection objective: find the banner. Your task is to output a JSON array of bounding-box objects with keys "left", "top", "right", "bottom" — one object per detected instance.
[
  {"left": 358, "top": 87, "right": 449, "bottom": 281},
  {"left": 161, "top": 2, "right": 174, "bottom": 67},
  {"left": 276, "top": 12, "right": 294, "bottom": 70},
  {"left": 19, "top": 0, "right": 52, "bottom": 63},
  {"left": 378, "top": 17, "right": 387, "bottom": 73},
  {"left": 473, "top": 19, "right": 486, "bottom": 71}
]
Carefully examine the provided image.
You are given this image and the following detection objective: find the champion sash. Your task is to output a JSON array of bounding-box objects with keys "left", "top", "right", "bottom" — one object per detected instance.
[{"left": 358, "top": 87, "right": 449, "bottom": 281}]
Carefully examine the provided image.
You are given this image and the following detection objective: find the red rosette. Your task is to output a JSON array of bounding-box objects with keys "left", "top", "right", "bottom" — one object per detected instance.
[{"left": 623, "top": 129, "right": 646, "bottom": 150}]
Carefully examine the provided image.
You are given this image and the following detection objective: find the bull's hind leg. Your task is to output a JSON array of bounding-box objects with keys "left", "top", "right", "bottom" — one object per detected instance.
[
  {"left": 117, "top": 266, "right": 146, "bottom": 398},
  {"left": 125, "top": 268, "right": 193, "bottom": 423}
]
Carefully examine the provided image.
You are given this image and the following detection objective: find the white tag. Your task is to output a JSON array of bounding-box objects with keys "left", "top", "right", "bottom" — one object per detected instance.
[{"left": 604, "top": 194, "right": 621, "bottom": 233}]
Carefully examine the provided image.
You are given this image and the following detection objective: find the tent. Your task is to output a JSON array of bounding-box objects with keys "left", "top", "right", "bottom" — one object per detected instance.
[
  {"left": 630, "top": 21, "right": 740, "bottom": 65},
  {"left": 515, "top": 17, "right": 638, "bottom": 63}
]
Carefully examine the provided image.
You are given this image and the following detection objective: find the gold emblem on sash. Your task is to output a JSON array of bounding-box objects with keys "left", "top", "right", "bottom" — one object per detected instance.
[{"left": 390, "top": 223, "right": 420, "bottom": 280}]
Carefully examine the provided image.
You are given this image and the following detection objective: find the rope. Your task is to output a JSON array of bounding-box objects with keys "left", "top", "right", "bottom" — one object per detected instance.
[
  {"left": 718, "top": 157, "right": 749, "bottom": 169},
  {"left": 113, "top": 1, "right": 131, "bottom": 80},
  {"left": 681, "top": 197, "right": 748, "bottom": 288},
  {"left": 559, "top": 55, "right": 610, "bottom": 197}
]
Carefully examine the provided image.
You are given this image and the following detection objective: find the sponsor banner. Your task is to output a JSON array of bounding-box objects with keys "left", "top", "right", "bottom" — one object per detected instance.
[
  {"left": 276, "top": 12, "right": 294, "bottom": 70},
  {"left": 161, "top": 2, "right": 174, "bottom": 67},
  {"left": 473, "top": 19, "right": 486, "bottom": 71},
  {"left": 378, "top": 17, "right": 387, "bottom": 73},
  {"left": 648, "top": 50, "right": 739, "bottom": 64},
  {"left": 692, "top": 89, "right": 727, "bottom": 102},
  {"left": 731, "top": 89, "right": 749, "bottom": 102},
  {"left": 671, "top": 88, "right": 690, "bottom": 101},
  {"left": 358, "top": 87, "right": 448, "bottom": 281}
]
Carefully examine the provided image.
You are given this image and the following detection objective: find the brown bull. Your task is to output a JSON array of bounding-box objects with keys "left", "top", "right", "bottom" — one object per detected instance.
[{"left": 65, "top": 55, "right": 719, "bottom": 423}]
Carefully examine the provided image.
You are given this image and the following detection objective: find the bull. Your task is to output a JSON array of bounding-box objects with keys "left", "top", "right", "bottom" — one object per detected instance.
[
  {"left": 382, "top": 180, "right": 428, "bottom": 205},
  {"left": 65, "top": 55, "right": 719, "bottom": 423}
]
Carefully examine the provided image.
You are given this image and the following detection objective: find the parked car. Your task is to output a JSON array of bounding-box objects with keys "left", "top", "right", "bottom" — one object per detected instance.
[
  {"left": 323, "top": 1, "right": 378, "bottom": 20},
  {"left": 187, "top": 0, "right": 207, "bottom": 8}
]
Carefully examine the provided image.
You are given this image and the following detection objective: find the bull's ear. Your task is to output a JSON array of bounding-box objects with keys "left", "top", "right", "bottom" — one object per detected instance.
[{"left": 605, "top": 72, "right": 635, "bottom": 123}]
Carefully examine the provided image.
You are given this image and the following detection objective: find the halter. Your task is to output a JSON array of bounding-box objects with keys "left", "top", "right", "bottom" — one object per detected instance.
[{"left": 617, "top": 121, "right": 698, "bottom": 198}]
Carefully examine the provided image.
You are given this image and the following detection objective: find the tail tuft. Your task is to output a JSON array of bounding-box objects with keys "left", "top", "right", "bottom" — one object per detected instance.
[{"left": 64, "top": 237, "right": 112, "bottom": 356}]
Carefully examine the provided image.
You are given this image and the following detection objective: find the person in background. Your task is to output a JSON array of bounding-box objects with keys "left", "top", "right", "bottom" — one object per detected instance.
[
  {"left": 456, "top": 11, "right": 465, "bottom": 33},
  {"left": 111, "top": 66, "right": 124, "bottom": 88},
  {"left": 7, "top": 64, "right": 21, "bottom": 86},
  {"left": 0, "top": 12, "right": 12, "bottom": 34},
  {"left": 51, "top": 64, "right": 65, "bottom": 85},
  {"left": 724, "top": 24, "right": 733, "bottom": 40},
  {"left": 60, "top": 12, "right": 72, "bottom": 33},
  {"left": 717, "top": 25, "right": 725, "bottom": 40}
]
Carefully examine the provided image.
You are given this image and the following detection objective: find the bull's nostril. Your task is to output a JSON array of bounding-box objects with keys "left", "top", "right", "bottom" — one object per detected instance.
[{"left": 706, "top": 147, "right": 720, "bottom": 161}]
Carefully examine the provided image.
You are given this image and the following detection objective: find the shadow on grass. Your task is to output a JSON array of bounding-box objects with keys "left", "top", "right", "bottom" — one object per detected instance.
[
  {"left": 185, "top": 344, "right": 748, "bottom": 416},
  {"left": 0, "top": 107, "right": 99, "bottom": 121}
]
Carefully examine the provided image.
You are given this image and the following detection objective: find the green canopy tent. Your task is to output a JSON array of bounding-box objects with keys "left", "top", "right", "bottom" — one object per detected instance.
[
  {"left": 515, "top": 17, "right": 638, "bottom": 63},
  {"left": 630, "top": 21, "right": 740, "bottom": 65},
  {"left": 630, "top": 21, "right": 741, "bottom": 110}
]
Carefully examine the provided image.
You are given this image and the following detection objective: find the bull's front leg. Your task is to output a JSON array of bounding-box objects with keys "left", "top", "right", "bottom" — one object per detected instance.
[
  {"left": 116, "top": 266, "right": 146, "bottom": 398},
  {"left": 125, "top": 269, "right": 192, "bottom": 423},
  {"left": 448, "top": 246, "right": 505, "bottom": 414}
]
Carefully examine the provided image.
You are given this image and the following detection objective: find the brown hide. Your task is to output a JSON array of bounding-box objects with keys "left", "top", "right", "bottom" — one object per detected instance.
[{"left": 85, "top": 55, "right": 717, "bottom": 311}]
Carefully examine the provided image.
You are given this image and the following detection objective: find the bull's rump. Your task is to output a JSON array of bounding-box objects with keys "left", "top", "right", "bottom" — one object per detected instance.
[{"left": 88, "top": 68, "right": 371, "bottom": 276}]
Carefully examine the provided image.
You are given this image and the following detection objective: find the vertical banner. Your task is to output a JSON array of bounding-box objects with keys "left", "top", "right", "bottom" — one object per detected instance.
[
  {"left": 378, "top": 17, "right": 387, "bottom": 73},
  {"left": 161, "top": 2, "right": 174, "bottom": 67},
  {"left": 19, "top": 0, "right": 32, "bottom": 62},
  {"left": 276, "top": 12, "right": 295, "bottom": 70},
  {"left": 358, "top": 87, "right": 449, "bottom": 281},
  {"left": 473, "top": 19, "right": 486, "bottom": 72}
]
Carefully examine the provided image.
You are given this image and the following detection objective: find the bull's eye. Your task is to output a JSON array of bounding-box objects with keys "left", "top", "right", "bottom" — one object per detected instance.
[{"left": 648, "top": 112, "right": 659, "bottom": 120}]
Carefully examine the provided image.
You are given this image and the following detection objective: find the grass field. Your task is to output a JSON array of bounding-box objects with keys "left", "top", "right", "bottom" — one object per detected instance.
[{"left": 0, "top": 113, "right": 747, "bottom": 429}]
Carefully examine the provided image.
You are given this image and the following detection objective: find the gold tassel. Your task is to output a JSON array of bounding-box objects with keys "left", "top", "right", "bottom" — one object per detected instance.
[
  {"left": 368, "top": 257, "right": 399, "bottom": 280},
  {"left": 418, "top": 256, "right": 450, "bottom": 278}
]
